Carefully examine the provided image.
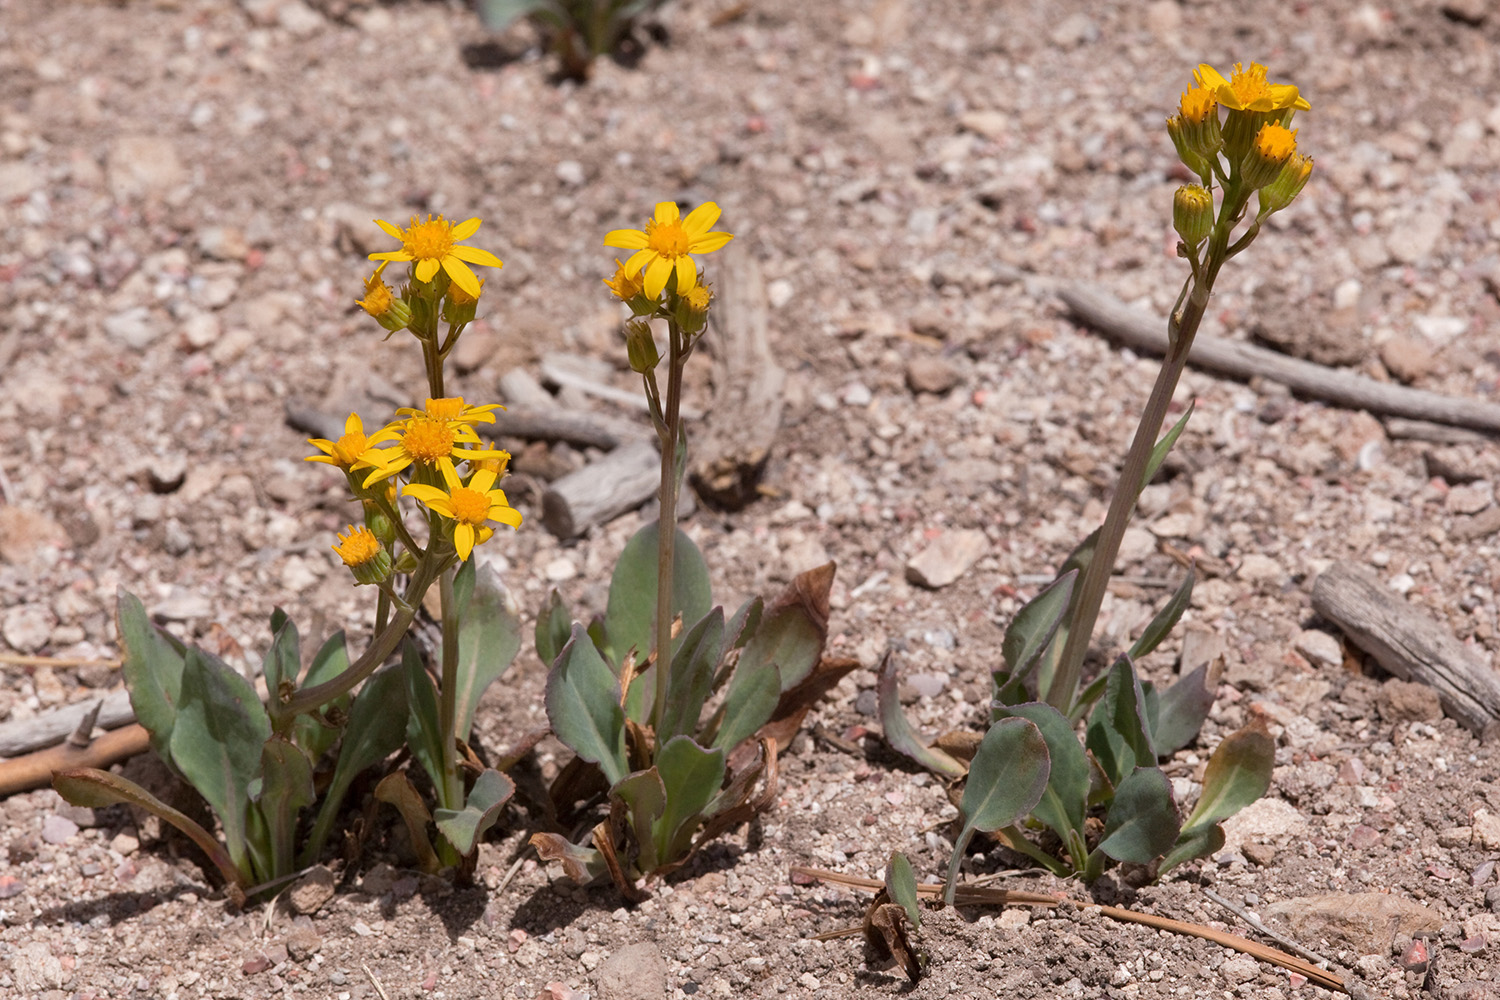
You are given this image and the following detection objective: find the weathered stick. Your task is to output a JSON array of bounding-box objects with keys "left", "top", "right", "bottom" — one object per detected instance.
[
  {"left": 0, "top": 724, "right": 151, "bottom": 797},
  {"left": 541, "top": 440, "right": 661, "bottom": 538},
  {"left": 1311, "top": 561, "right": 1500, "bottom": 733},
  {"left": 0, "top": 689, "right": 136, "bottom": 758},
  {"left": 1059, "top": 283, "right": 1500, "bottom": 434},
  {"left": 691, "top": 245, "right": 786, "bottom": 510},
  {"left": 540, "top": 354, "right": 704, "bottom": 421}
]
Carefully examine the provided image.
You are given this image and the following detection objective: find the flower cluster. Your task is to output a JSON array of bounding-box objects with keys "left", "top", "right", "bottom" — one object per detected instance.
[
  {"left": 314, "top": 214, "right": 521, "bottom": 584},
  {"left": 1165, "top": 62, "right": 1313, "bottom": 253}
]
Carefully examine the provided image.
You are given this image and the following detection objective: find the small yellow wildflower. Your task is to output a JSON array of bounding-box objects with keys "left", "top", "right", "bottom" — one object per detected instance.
[
  {"left": 369, "top": 215, "right": 502, "bottom": 299},
  {"left": 357, "top": 262, "right": 395, "bottom": 317},
  {"left": 604, "top": 202, "right": 733, "bottom": 298},
  {"left": 603, "top": 259, "right": 647, "bottom": 301},
  {"left": 1242, "top": 123, "right": 1298, "bottom": 189},
  {"left": 1178, "top": 86, "right": 1218, "bottom": 124},
  {"left": 361, "top": 413, "right": 508, "bottom": 488},
  {"left": 332, "top": 525, "right": 392, "bottom": 585},
  {"left": 394, "top": 397, "right": 504, "bottom": 431},
  {"left": 1194, "top": 62, "right": 1309, "bottom": 114},
  {"left": 403, "top": 463, "right": 522, "bottom": 560},
  {"left": 1259, "top": 150, "right": 1314, "bottom": 215},
  {"left": 306, "top": 413, "right": 400, "bottom": 471}
]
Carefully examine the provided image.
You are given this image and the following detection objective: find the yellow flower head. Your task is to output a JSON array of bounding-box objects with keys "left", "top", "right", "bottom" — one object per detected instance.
[
  {"left": 603, "top": 259, "right": 647, "bottom": 301},
  {"left": 449, "top": 277, "right": 483, "bottom": 306},
  {"left": 402, "top": 463, "right": 522, "bottom": 560},
  {"left": 395, "top": 396, "right": 504, "bottom": 430},
  {"left": 1178, "top": 86, "right": 1218, "bottom": 125},
  {"left": 332, "top": 525, "right": 392, "bottom": 584},
  {"left": 369, "top": 215, "right": 502, "bottom": 300},
  {"left": 306, "top": 413, "right": 400, "bottom": 471},
  {"left": 332, "top": 524, "right": 382, "bottom": 567},
  {"left": 357, "top": 262, "right": 395, "bottom": 317},
  {"left": 604, "top": 202, "right": 734, "bottom": 298},
  {"left": 1194, "top": 62, "right": 1310, "bottom": 114},
  {"left": 1259, "top": 150, "right": 1315, "bottom": 215},
  {"left": 360, "top": 411, "right": 508, "bottom": 488},
  {"left": 1242, "top": 123, "right": 1299, "bottom": 190}
]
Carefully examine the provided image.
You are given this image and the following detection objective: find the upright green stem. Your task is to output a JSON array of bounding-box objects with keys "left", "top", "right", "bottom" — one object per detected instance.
[
  {"left": 1045, "top": 202, "right": 1241, "bottom": 711},
  {"left": 437, "top": 568, "right": 462, "bottom": 810},
  {"left": 651, "top": 322, "right": 686, "bottom": 732}
]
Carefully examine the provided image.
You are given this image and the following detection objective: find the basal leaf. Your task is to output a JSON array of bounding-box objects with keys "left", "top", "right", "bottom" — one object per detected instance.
[
  {"left": 535, "top": 589, "right": 573, "bottom": 667},
  {"left": 1181, "top": 720, "right": 1274, "bottom": 831},
  {"left": 1084, "top": 657, "right": 1156, "bottom": 787},
  {"left": 657, "top": 608, "right": 724, "bottom": 744},
  {"left": 604, "top": 521, "right": 711, "bottom": 670},
  {"left": 116, "top": 588, "right": 187, "bottom": 766},
  {"left": 885, "top": 851, "right": 921, "bottom": 931},
  {"left": 53, "top": 767, "right": 247, "bottom": 891},
  {"left": 992, "top": 701, "right": 1089, "bottom": 841},
  {"left": 1035, "top": 529, "right": 1098, "bottom": 704},
  {"left": 449, "top": 562, "right": 523, "bottom": 743},
  {"left": 1127, "top": 567, "right": 1194, "bottom": 662},
  {"left": 404, "top": 641, "right": 446, "bottom": 794},
  {"left": 252, "top": 735, "right": 315, "bottom": 882},
  {"left": 374, "top": 771, "right": 438, "bottom": 874},
  {"left": 168, "top": 647, "right": 271, "bottom": 879},
  {"left": 1147, "top": 661, "right": 1214, "bottom": 756},
  {"left": 611, "top": 768, "right": 666, "bottom": 873},
  {"left": 1001, "top": 569, "right": 1076, "bottom": 684},
  {"left": 292, "top": 630, "right": 351, "bottom": 761},
  {"left": 1097, "top": 766, "right": 1180, "bottom": 865},
  {"left": 711, "top": 650, "right": 780, "bottom": 753},
  {"left": 545, "top": 624, "right": 628, "bottom": 786},
  {"left": 300, "top": 659, "right": 408, "bottom": 867},
  {"left": 434, "top": 768, "right": 516, "bottom": 856},
  {"left": 654, "top": 736, "right": 725, "bottom": 865},
  {"left": 1158, "top": 822, "right": 1226, "bottom": 875},
  {"left": 877, "top": 654, "right": 967, "bottom": 779},
  {"left": 944, "top": 717, "right": 1050, "bottom": 903},
  {"left": 262, "top": 611, "right": 299, "bottom": 706}
]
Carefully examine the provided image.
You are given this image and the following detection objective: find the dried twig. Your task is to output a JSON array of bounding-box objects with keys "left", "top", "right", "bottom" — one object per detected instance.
[
  {"left": 790, "top": 866, "right": 1347, "bottom": 994},
  {"left": 0, "top": 724, "right": 151, "bottom": 797},
  {"left": 362, "top": 964, "right": 390, "bottom": 1000},
  {"left": 1202, "top": 886, "right": 1337, "bottom": 970},
  {"left": 0, "top": 653, "right": 121, "bottom": 669},
  {"left": 0, "top": 690, "right": 137, "bottom": 758}
]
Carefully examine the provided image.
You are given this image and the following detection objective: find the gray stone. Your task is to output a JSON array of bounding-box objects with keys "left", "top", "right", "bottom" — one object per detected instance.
[
  {"left": 593, "top": 942, "right": 666, "bottom": 1000},
  {"left": 289, "top": 865, "right": 336, "bottom": 914},
  {"left": 907, "top": 672, "right": 948, "bottom": 699},
  {"left": 1293, "top": 629, "right": 1343, "bottom": 669},
  {"left": 41, "top": 814, "right": 79, "bottom": 845},
  {"left": 1265, "top": 892, "right": 1442, "bottom": 955},
  {"left": 3, "top": 603, "right": 56, "bottom": 653},
  {"left": 906, "top": 355, "right": 961, "bottom": 395},
  {"left": 107, "top": 135, "right": 186, "bottom": 201},
  {"left": 905, "top": 529, "right": 988, "bottom": 589},
  {"left": 104, "top": 306, "right": 164, "bottom": 349}
]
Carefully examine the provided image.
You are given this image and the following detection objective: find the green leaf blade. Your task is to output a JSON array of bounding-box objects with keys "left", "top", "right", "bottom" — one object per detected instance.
[
  {"left": 653, "top": 736, "right": 725, "bottom": 865},
  {"left": 877, "top": 655, "right": 967, "bottom": 779},
  {"left": 1097, "top": 766, "right": 1180, "bottom": 865},
  {"left": 604, "top": 521, "right": 712, "bottom": 669},
  {"left": 434, "top": 769, "right": 516, "bottom": 856},
  {"left": 449, "top": 562, "right": 523, "bottom": 743},
  {"left": 945, "top": 717, "right": 1050, "bottom": 903},
  {"left": 116, "top": 588, "right": 187, "bottom": 765},
  {"left": 657, "top": 609, "right": 725, "bottom": 744},
  {"left": 545, "top": 624, "right": 628, "bottom": 786}
]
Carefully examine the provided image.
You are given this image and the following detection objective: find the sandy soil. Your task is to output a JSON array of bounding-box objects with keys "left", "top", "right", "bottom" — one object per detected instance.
[{"left": 2, "top": 0, "right": 1500, "bottom": 997}]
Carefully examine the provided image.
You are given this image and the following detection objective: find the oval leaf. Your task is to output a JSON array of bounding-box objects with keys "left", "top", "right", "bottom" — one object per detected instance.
[
  {"left": 545, "top": 624, "right": 628, "bottom": 786},
  {"left": 604, "top": 521, "right": 711, "bottom": 669},
  {"left": 945, "top": 717, "right": 1050, "bottom": 903},
  {"left": 435, "top": 768, "right": 516, "bottom": 857},
  {"left": 1097, "top": 766, "right": 1180, "bottom": 864},
  {"left": 877, "top": 654, "right": 967, "bottom": 779},
  {"left": 1183, "top": 720, "right": 1274, "bottom": 831}
]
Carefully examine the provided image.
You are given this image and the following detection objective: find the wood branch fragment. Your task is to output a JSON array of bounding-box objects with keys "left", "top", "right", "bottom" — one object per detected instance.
[
  {"left": 0, "top": 724, "right": 150, "bottom": 797},
  {"left": 1312, "top": 561, "right": 1500, "bottom": 734},
  {"left": 691, "top": 246, "right": 786, "bottom": 510},
  {"left": 1382, "top": 417, "right": 1493, "bottom": 445},
  {"left": 790, "top": 866, "right": 1347, "bottom": 993},
  {"left": 540, "top": 440, "right": 661, "bottom": 538},
  {"left": 1059, "top": 283, "right": 1500, "bottom": 434},
  {"left": 0, "top": 689, "right": 136, "bottom": 758}
]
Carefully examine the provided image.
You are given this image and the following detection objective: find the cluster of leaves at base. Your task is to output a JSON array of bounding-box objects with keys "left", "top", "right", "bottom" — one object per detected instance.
[
  {"left": 882, "top": 409, "right": 1276, "bottom": 891},
  {"left": 478, "top": 0, "right": 661, "bottom": 80},
  {"left": 54, "top": 563, "right": 523, "bottom": 901},
  {"left": 531, "top": 521, "right": 851, "bottom": 898}
]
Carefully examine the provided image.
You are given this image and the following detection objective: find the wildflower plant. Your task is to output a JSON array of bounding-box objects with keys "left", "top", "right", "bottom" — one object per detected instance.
[
  {"left": 883, "top": 63, "right": 1307, "bottom": 892},
  {"left": 530, "top": 202, "right": 853, "bottom": 897},
  {"left": 55, "top": 215, "right": 523, "bottom": 899}
]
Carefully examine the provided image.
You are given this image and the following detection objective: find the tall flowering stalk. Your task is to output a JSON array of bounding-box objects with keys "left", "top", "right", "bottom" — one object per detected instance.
[
  {"left": 1045, "top": 63, "right": 1313, "bottom": 710},
  {"left": 604, "top": 201, "right": 732, "bottom": 729}
]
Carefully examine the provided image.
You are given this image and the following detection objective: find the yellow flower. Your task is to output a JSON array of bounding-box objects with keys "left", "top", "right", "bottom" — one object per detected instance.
[
  {"left": 1178, "top": 85, "right": 1218, "bottom": 124},
  {"left": 1259, "top": 150, "right": 1314, "bottom": 215},
  {"left": 361, "top": 413, "right": 508, "bottom": 487},
  {"left": 1242, "top": 123, "right": 1298, "bottom": 190},
  {"left": 356, "top": 262, "right": 395, "bottom": 317},
  {"left": 1194, "top": 62, "right": 1310, "bottom": 114},
  {"left": 394, "top": 397, "right": 504, "bottom": 431},
  {"left": 449, "top": 277, "right": 483, "bottom": 306},
  {"left": 604, "top": 202, "right": 733, "bottom": 298},
  {"left": 403, "top": 463, "right": 522, "bottom": 560},
  {"left": 603, "top": 258, "right": 646, "bottom": 301},
  {"left": 369, "top": 215, "right": 502, "bottom": 299},
  {"left": 306, "top": 413, "right": 400, "bottom": 471},
  {"left": 332, "top": 525, "right": 392, "bottom": 585}
]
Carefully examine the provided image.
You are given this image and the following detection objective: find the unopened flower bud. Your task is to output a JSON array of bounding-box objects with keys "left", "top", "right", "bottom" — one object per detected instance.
[
  {"left": 1241, "top": 123, "right": 1298, "bottom": 191},
  {"left": 1172, "top": 185, "right": 1214, "bottom": 248},
  {"left": 675, "top": 283, "right": 712, "bottom": 335},
  {"left": 625, "top": 319, "right": 660, "bottom": 374},
  {"left": 1258, "top": 150, "right": 1313, "bottom": 216},
  {"left": 362, "top": 500, "right": 397, "bottom": 547},
  {"left": 442, "top": 278, "right": 482, "bottom": 326},
  {"left": 394, "top": 549, "right": 419, "bottom": 575}
]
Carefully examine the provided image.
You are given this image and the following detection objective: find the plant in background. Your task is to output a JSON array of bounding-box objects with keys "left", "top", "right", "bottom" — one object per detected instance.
[
  {"left": 478, "top": 0, "right": 662, "bottom": 81},
  {"left": 530, "top": 202, "right": 856, "bottom": 898},
  {"left": 883, "top": 62, "right": 1311, "bottom": 890},
  {"left": 55, "top": 215, "right": 523, "bottom": 899}
]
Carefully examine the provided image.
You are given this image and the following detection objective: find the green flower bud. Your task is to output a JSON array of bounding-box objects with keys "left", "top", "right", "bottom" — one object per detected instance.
[
  {"left": 1258, "top": 151, "right": 1313, "bottom": 216},
  {"left": 1172, "top": 185, "right": 1214, "bottom": 248},
  {"left": 625, "top": 319, "right": 660, "bottom": 374}
]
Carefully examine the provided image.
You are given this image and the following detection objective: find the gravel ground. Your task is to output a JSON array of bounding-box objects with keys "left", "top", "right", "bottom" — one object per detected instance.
[{"left": 3, "top": 0, "right": 1500, "bottom": 997}]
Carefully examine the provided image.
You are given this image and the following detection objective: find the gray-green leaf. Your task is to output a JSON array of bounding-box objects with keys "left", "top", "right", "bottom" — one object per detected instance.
[
  {"left": 545, "top": 624, "right": 628, "bottom": 786},
  {"left": 434, "top": 768, "right": 516, "bottom": 856},
  {"left": 944, "top": 717, "right": 1050, "bottom": 903}
]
